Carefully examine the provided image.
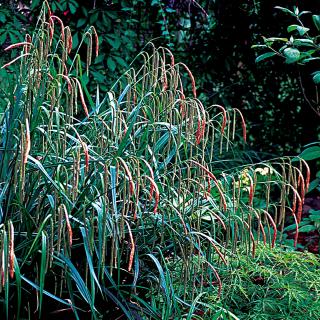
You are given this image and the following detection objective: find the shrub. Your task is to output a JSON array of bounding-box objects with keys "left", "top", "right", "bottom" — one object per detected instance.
[{"left": 253, "top": 5, "right": 320, "bottom": 115}]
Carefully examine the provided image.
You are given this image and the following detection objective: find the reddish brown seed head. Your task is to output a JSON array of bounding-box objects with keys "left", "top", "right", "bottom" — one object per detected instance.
[
  {"left": 50, "top": 16, "right": 65, "bottom": 41},
  {"left": 90, "top": 27, "right": 99, "bottom": 58},
  {"left": 74, "top": 78, "right": 89, "bottom": 118},
  {"left": 145, "top": 176, "right": 159, "bottom": 213},
  {"left": 195, "top": 119, "right": 202, "bottom": 145},
  {"left": 234, "top": 108, "right": 247, "bottom": 143},
  {"left": 9, "top": 222, "right": 15, "bottom": 279}
]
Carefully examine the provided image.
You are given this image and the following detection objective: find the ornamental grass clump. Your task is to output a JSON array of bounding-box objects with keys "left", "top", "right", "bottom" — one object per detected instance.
[{"left": 0, "top": 3, "right": 312, "bottom": 319}]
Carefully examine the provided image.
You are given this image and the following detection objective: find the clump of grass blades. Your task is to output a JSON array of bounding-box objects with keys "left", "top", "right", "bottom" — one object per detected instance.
[{"left": 0, "top": 2, "right": 311, "bottom": 319}]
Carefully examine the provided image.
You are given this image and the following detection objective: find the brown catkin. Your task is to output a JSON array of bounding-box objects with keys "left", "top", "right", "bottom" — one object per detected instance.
[
  {"left": 49, "top": 19, "right": 54, "bottom": 45},
  {"left": 161, "top": 51, "right": 168, "bottom": 91},
  {"left": 44, "top": 0, "right": 52, "bottom": 17},
  {"left": 90, "top": 26, "right": 99, "bottom": 57},
  {"left": 1, "top": 53, "right": 30, "bottom": 69},
  {"left": 145, "top": 176, "right": 160, "bottom": 213},
  {"left": 213, "top": 106, "right": 226, "bottom": 153},
  {"left": 50, "top": 16, "right": 65, "bottom": 41},
  {"left": 234, "top": 108, "right": 247, "bottom": 143},
  {"left": 125, "top": 221, "right": 135, "bottom": 272},
  {"left": 82, "top": 142, "right": 89, "bottom": 173},
  {"left": 8, "top": 222, "right": 14, "bottom": 279},
  {"left": 57, "top": 205, "right": 63, "bottom": 253},
  {"left": 23, "top": 119, "right": 31, "bottom": 164},
  {"left": 300, "top": 158, "right": 310, "bottom": 192},
  {"left": 74, "top": 78, "right": 89, "bottom": 118},
  {"left": 25, "top": 34, "right": 32, "bottom": 52},
  {"left": 190, "top": 160, "right": 227, "bottom": 211},
  {"left": 86, "top": 33, "right": 92, "bottom": 76},
  {"left": 4, "top": 42, "right": 33, "bottom": 52},
  {"left": 118, "top": 158, "right": 135, "bottom": 196},
  {"left": 65, "top": 27, "right": 72, "bottom": 54},
  {"left": 62, "top": 205, "right": 73, "bottom": 247},
  {"left": 180, "top": 63, "right": 197, "bottom": 98},
  {"left": 60, "top": 74, "right": 72, "bottom": 94},
  {"left": 142, "top": 160, "right": 155, "bottom": 199}
]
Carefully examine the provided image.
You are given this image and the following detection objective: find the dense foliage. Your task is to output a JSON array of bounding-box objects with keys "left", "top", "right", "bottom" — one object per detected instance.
[
  {"left": 1, "top": 0, "right": 319, "bottom": 154},
  {"left": 0, "top": 1, "right": 319, "bottom": 319}
]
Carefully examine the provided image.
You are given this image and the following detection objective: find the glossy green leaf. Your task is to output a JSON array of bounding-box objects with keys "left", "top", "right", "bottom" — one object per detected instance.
[
  {"left": 308, "top": 178, "right": 320, "bottom": 193},
  {"left": 0, "top": 13, "right": 6, "bottom": 23},
  {"left": 299, "top": 225, "right": 317, "bottom": 232},
  {"left": 107, "top": 57, "right": 116, "bottom": 71},
  {"left": 299, "top": 146, "right": 320, "bottom": 160},
  {"left": 255, "top": 52, "right": 277, "bottom": 63},
  {"left": 298, "top": 11, "right": 311, "bottom": 17},
  {"left": 312, "top": 71, "right": 320, "bottom": 84},
  {"left": 69, "top": 3, "right": 78, "bottom": 14},
  {"left": 105, "top": 36, "right": 121, "bottom": 49},
  {"left": 284, "top": 47, "right": 300, "bottom": 63},
  {"left": 287, "top": 25, "right": 310, "bottom": 36},
  {"left": 312, "top": 15, "right": 320, "bottom": 31},
  {"left": 76, "top": 18, "right": 87, "bottom": 28},
  {"left": 30, "top": 0, "right": 41, "bottom": 10},
  {"left": 293, "top": 39, "right": 315, "bottom": 47},
  {"left": 274, "top": 6, "right": 295, "bottom": 16}
]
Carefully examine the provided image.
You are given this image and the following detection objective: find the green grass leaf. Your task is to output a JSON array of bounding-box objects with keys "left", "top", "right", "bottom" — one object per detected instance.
[{"left": 39, "top": 232, "right": 47, "bottom": 317}]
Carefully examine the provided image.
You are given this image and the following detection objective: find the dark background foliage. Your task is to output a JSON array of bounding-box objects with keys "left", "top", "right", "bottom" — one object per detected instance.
[{"left": 1, "top": 0, "right": 319, "bottom": 155}]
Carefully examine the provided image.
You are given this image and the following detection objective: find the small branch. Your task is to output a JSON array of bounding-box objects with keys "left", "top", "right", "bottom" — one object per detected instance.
[{"left": 298, "top": 69, "right": 320, "bottom": 117}]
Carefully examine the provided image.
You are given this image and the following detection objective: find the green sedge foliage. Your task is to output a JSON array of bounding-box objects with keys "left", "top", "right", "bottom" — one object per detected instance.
[{"left": 0, "top": 3, "right": 312, "bottom": 319}]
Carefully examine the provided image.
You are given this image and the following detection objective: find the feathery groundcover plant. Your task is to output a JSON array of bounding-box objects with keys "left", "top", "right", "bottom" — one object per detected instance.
[
  {"left": 208, "top": 245, "right": 320, "bottom": 320},
  {"left": 0, "top": 2, "right": 313, "bottom": 319}
]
